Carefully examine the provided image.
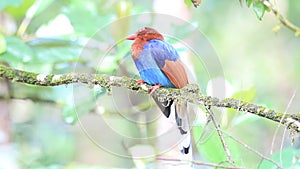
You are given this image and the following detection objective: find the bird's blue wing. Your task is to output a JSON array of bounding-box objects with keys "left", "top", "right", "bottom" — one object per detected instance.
[
  {"left": 142, "top": 40, "right": 188, "bottom": 88},
  {"left": 134, "top": 40, "right": 178, "bottom": 88},
  {"left": 143, "top": 40, "right": 179, "bottom": 67}
]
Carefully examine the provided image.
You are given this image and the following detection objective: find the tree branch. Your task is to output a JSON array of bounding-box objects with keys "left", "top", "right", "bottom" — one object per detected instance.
[
  {"left": 263, "top": 0, "right": 300, "bottom": 36},
  {"left": 1, "top": 65, "right": 300, "bottom": 134},
  {"left": 156, "top": 157, "right": 245, "bottom": 169},
  {"left": 225, "top": 132, "right": 284, "bottom": 169},
  {"left": 206, "top": 107, "right": 236, "bottom": 166}
]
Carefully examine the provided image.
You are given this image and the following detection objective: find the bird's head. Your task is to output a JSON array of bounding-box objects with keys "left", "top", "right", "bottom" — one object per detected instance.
[{"left": 126, "top": 27, "right": 164, "bottom": 41}]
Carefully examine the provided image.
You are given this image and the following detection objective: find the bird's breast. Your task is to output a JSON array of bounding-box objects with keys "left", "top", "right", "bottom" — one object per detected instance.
[{"left": 131, "top": 39, "right": 148, "bottom": 60}]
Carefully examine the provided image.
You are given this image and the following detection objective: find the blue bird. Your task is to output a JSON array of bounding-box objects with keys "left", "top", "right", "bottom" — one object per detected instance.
[{"left": 126, "top": 27, "right": 191, "bottom": 154}]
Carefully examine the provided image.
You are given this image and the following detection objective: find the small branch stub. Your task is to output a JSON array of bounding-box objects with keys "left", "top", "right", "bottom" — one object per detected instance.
[{"left": 191, "top": 0, "right": 202, "bottom": 8}]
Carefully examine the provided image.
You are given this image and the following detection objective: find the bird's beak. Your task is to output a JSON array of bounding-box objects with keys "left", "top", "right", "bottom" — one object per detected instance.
[{"left": 126, "top": 34, "right": 137, "bottom": 40}]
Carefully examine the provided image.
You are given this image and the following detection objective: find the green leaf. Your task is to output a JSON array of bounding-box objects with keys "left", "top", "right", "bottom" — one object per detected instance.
[
  {"left": 0, "top": 36, "right": 34, "bottom": 68},
  {"left": 246, "top": 0, "right": 253, "bottom": 7},
  {"left": 27, "top": 0, "right": 65, "bottom": 33},
  {"left": 31, "top": 0, "right": 56, "bottom": 17},
  {"left": 0, "top": 36, "right": 84, "bottom": 73},
  {"left": 231, "top": 113, "right": 259, "bottom": 126},
  {"left": 5, "top": 0, "right": 35, "bottom": 18},
  {"left": 62, "top": 1, "right": 111, "bottom": 36},
  {"left": 259, "top": 147, "right": 300, "bottom": 169},
  {"left": 0, "top": 33, "right": 7, "bottom": 54},
  {"left": 264, "top": 3, "right": 270, "bottom": 12},
  {"left": 0, "top": 0, "right": 23, "bottom": 11},
  {"left": 231, "top": 87, "right": 256, "bottom": 102},
  {"left": 184, "top": 0, "right": 193, "bottom": 8},
  {"left": 193, "top": 127, "right": 227, "bottom": 163},
  {"left": 10, "top": 83, "right": 55, "bottom": 103},
  {"left": 29, "top": 38, "right": 82, "bottom": 64},
  {"left": 194, "top": 124, "right": 266, "bottom": 168},
  {"left": 252, "top": 1, "right": 265, "bottom": 20},
  {"left": 62, "top": 106, "right": 78, "bottom": 125}
]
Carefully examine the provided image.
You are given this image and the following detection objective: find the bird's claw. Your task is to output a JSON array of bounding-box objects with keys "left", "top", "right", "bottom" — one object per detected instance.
[
  {"left": 136, "top": 79, "right": 145, "bottom": 85},
  {"left": 149, "top": 84, "right": 162, "bottom": 95}
]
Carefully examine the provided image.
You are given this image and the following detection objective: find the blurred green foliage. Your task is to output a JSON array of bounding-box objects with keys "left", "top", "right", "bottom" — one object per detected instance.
[
  {"left": 244, "top": 0, "right": 270, "bottom": 21},
  {"left": 0, "top": 0, "right": 300, "bottom": 168}
]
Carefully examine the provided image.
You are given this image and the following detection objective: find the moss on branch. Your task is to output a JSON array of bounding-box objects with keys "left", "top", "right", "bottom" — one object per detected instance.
[{"left": 1, "top": 64, "right": 300, "bottom": 133}]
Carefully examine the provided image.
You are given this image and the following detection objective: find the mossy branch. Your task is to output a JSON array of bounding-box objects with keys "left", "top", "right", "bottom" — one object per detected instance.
[{"left": 1, "top": 65, "right": 300, "bottom": 134}]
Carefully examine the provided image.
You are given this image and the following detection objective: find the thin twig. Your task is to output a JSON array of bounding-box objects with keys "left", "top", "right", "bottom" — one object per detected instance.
[
  {"left": 271, "top": 89, "right": 298, "bottom": 167},
  {"left": 292, "top": 155, "right": 300, "bottom": 169},
  {"left": 270, "top": 89, "right": 297, "bottom": 155},
  {"left": 156, "top": 157, "right": 245, "bottom": 169},
  {"left": 225, "top": 132, "right": 284, "bottom": 169},
  {"left": 263, "top": 0, "right": 300, "bottom": 36},
  {"left": 279, "top": 127, "right": 287, "bottom": 166},
  {"left": 205, "top": 106, "right": 236, "bottom": 166},
  {"left": 191, "top": 1, "right": 300, "bottom": 35}
]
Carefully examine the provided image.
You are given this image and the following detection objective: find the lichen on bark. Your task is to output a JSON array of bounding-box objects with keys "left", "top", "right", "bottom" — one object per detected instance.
[{"left": 0, "top": 64, "right": 300, "bottom": 133}]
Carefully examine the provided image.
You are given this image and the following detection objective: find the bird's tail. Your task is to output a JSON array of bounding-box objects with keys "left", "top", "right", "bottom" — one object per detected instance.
[
  {"left": 152, "top": 95, "right": 193, "bottom": 154},
  {"left": 175, "top": 102, "right": 192, "bottom": 154}
]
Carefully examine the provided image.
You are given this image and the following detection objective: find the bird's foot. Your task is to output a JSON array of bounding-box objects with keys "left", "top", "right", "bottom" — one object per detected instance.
[
  {"left": 136, "top": 79, "right": 145, "bottom": 85},
  {"left": 149, "top": 84, "right": 162, "bottom": 95}
]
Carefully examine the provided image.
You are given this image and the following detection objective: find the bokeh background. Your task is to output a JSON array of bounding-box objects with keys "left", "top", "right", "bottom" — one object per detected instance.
[{"left": 0, "top": 0, "right": 300, "bottom": 168}]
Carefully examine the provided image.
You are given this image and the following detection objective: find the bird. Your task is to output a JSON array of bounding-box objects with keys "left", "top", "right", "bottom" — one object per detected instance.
[{"left": 126, "top": 27, "right": 192, "bottom": 154}]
